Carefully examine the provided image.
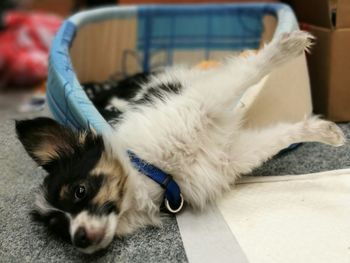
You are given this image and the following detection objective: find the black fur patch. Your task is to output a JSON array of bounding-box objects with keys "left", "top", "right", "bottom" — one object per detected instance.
[
  {"left": 82, "top": 72, "right": 183, "bottom": 122},
  {"left": 135, "top": 82, "right": 183, "bottom": 105},
  {"left": 156, "top": 82, "right": 183, "bottom": 94},
  {"left": 82, "top": 72, "right": 150, "bottom": 109}
]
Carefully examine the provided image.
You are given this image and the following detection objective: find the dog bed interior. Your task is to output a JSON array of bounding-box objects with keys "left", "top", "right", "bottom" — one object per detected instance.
[{"left": 47, "top": 3, "right": 312, "bottom": 133}]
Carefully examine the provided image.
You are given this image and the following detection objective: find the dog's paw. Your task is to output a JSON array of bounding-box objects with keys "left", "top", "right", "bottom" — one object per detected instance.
[
  {"left": 263, "top": 31, "right": 314, "bottom": 67},
  {"left": 304, "top": 117, "right": 346, "bottom": 147},
  {"left": 279, "top": 31, "right": 314, "bottom": 55}
]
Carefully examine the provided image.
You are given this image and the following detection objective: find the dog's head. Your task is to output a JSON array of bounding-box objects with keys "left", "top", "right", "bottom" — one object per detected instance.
[{"left": 16, "top": 117, "right": 127, "bottom": 254}]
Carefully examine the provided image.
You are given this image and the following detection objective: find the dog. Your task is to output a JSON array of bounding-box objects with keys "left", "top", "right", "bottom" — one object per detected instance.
[{"left": 16, "top": 31, "right": 346, "bottom": 254}]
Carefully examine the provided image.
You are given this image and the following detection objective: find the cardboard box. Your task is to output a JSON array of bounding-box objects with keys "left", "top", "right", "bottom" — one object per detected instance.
[{"left": 287, "top": 0, "right": 350, "bottom": 121}]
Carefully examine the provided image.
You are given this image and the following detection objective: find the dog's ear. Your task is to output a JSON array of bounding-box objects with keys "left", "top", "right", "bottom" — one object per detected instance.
[{"left": 15, "top": 117, "right": 77, "bottom": 169}]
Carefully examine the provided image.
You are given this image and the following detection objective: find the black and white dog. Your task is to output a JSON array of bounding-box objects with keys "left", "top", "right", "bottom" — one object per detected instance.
[{"left": 16, "top": 31, "right": 346, "bottom": 254}]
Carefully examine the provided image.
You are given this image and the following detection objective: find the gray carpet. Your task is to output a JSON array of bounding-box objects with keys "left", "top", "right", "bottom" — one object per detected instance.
[{"left": 1, "top": 102, "right": 350, "bottom": 262}]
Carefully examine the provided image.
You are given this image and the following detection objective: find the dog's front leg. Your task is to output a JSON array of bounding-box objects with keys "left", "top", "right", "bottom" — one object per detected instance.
[{"left": 228, "top": 117, "right": 346, "bottom": 175}]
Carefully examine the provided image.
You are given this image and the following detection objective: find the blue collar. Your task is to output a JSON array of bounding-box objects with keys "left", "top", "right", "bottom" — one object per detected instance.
[{"left": 127, "top": 151, "right": 184, "bottom": 213}]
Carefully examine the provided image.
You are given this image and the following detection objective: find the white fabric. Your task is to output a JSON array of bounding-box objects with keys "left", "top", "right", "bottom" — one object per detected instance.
[{"left": 217, "top": 169, "right": 350, "bottom": 263}]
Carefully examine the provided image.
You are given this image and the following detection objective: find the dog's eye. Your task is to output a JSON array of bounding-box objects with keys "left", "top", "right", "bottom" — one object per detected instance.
[{"left": 74, "top": 185, "right": 86, "bottom": 200}]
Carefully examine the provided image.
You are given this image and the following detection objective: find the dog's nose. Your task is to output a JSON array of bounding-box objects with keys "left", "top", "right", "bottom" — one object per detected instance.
[
  {"left": 73, "top": 227, "right": 106, "bottom": 248},
  {"left": 73, "top": 227, "right": 90, "bottom": 248}
]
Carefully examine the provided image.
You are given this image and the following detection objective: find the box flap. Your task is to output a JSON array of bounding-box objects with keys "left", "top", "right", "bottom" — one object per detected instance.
[
  {"left": 337, "top": 0, "right": 350, "bottom": 28},
  {"left": 289, "top": 0, "right": 332, "bottom": 28}
]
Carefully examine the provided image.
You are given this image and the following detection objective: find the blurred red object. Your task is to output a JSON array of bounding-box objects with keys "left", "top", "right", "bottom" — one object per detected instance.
[{"left": 0, "top": 11, "right": 62, "bottom": 87}]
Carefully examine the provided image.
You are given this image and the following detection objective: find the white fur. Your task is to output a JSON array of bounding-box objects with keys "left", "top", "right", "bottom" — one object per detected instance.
[
  {"left": 109, "top": 97, "right": 130, "bottom": 112},
  {"left": 70, "top": 211, "right": 117, "bottom": 254},
  {"left": 101, "top": 31, "right": 345, "bottom": 239}
]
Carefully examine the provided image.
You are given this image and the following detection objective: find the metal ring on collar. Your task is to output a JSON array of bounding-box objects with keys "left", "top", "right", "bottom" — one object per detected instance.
[{"left": 164, "top": 194, "right": 184, "bottom": 213}]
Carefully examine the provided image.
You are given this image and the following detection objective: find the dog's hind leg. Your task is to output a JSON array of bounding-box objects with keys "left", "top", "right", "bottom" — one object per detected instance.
[
  {"left": 190, "top": 31, "right": 314, "bottom": 113},
  {"left": 228, "top": 117, "right": 346, "bottom": 175}
]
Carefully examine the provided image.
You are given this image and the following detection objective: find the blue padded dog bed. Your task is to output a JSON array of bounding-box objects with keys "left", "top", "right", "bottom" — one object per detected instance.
[{"left": 47, "top": 3, "right": 298, "bottom": 133}]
